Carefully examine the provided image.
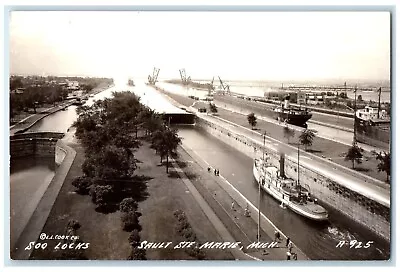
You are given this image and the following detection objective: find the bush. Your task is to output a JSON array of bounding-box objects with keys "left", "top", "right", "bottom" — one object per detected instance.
[
  {"left": 67, "top": 219, "right": 81, "bottom": 231},
  {"left": 127, "top": 247, "right": 146, "bottom": 260},
  {"left": 89, "top": 185, "right": 114, "bottom": 207},
  {"left": 175, "top": 219, "right": 190, "bottom": 234},
  {"left": 128, "top": 230, "right": 141, "bottom": 247},
  {"left": 181, "top": 227, "right": 196, "bottom": 241},
  {"left": 185, "top": 246, "right": 205, "bottom": 260},
  {"left": 82, "top": 158, "right": 96, "bottom": 177},
  {"left": 119, "top": 198, "right": 138, "bottom": 213},
  {"left": 72, "top": 176, "right": 93, "bottom": 195},
  {"left": 135, "top": 211, "right": 142, "bottom": 218},
  {"left": 173, "top": 209, "right": 185, "bottom": 218},
  {"left": 177, "top": 213, "right": 187, "bottom": 222},
  {"left": 121, "top": 212, "right": 141, "bottom": 232}
]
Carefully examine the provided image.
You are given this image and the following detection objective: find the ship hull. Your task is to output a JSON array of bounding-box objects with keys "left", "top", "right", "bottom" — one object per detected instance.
[
  {"left": 253, "top": 162, "right": 328, "bottom": 221},
  {"left": 274, "top": 109, "right": 312, "bottom": 127},
  {"left": 355, "top": 116, "right": 390, "bottom": 150}
]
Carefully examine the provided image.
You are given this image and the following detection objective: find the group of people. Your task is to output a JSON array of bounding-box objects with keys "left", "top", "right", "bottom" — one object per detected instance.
[
  {"left": 207, "top": 166, "right": 220, "bottom": 176},
  {"left": 274, "top": 232, "right": 297, "bottom": 260},
  {"left": 285, "top": 236, "right": 296, "bottom": 260}
]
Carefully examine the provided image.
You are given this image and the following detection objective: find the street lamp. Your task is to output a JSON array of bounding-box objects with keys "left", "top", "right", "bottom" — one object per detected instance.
[
  {"left": 258, "top": 131, "right": 267, "bottom": 243},
  {"left": 297, "top": 141, "right": 300, "bottom": 189}
]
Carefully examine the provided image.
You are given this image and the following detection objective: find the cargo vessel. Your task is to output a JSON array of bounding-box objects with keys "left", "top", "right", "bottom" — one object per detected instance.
[
  {"left": 355, "top": 105, "right": 390, "bottom": 150},
  {"left": 274, "top": 96, "right": 312, "bottom": 127}
]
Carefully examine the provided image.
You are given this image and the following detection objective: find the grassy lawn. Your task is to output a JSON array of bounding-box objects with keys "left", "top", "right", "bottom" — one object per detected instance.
[{"left": 133, "top": 141, "right": 233, "bottom": 260}]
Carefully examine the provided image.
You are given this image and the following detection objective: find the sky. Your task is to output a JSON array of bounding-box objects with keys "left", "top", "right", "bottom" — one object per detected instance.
[{"left": 9, "top": 11, "right": 391, "bottom": 82}]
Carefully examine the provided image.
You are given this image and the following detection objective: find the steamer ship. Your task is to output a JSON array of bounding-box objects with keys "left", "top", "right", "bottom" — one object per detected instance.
[{"left": 253, "top": 154, "right": 328, "bottom": 221}]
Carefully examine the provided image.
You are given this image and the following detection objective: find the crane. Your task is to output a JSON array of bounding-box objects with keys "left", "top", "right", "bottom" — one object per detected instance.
[
  {"left": 218, "top": 76, "right": 230, "bottom": 94},
  {"left": 148, "top": 67, "right": 160, "bottom": 85},
  {"left": 179, "top": 69, "right": 191, "bottom": 85}
]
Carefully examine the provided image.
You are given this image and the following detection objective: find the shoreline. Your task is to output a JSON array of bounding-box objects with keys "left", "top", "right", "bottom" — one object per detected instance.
[{"left": 9, "top": 83, "right": 114, "bottom": 136}]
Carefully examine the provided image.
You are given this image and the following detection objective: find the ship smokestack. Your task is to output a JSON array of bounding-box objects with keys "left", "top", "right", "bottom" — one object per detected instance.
[
  {"left": 284, "top": 96, "right": 290, "bottom": 109},
  {"left": 279, "top": 153, "right": 285, "bottom": 178}
]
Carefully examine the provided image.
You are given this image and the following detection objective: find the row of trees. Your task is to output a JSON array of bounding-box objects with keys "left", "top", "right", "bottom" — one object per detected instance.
[
  {"left": 10, "top": 85, "right": 69, "bottom": 117},
  {"left": 72, "top": 91, "right": 182, "bottom": 259},
  {"left": 10, "top": 76, "right": 113, "bottom": 119}
]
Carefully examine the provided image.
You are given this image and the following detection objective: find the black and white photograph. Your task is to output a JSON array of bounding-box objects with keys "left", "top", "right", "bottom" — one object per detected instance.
[{"left": 5, "top": 4, "right": 394, "bottom": 264}]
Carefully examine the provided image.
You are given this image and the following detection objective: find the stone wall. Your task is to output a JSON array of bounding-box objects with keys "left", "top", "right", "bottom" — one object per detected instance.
[
  {"left": 10, "top": 132, "right": 65, "bottom": 159},
  {"left": 196, "top": 117, "right": 390, "bottom": 242}
]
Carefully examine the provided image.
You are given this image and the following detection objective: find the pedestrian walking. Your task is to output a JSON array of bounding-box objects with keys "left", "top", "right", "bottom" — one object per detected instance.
[
  {"left": 231, "top": 202, "right": 235, "bottom": 210},
  {"left": 274, "top": 231, "right": 280, "bottom": 242},
  {"left": 214, "top": 169, "right": 217, "bottom": 176},
  {"left": 286, "top": 251, "right": 291, "bottom": 260},
  {"left": 244, "top": 203, "right": 250, "bottom": 217},
  {"left": 288, "top": 241, "right": 293, "bottom": 253},
  {"left": 207, "top": 167, "right": 211, "bottom": 172},
  {"left": 286, "top": 236, "right": 291, "bottom": 247}
]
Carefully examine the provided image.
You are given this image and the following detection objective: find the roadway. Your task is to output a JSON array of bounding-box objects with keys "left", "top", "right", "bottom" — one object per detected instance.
[{"left": 197, "top": 111, "right": 389, "bottom": 208}]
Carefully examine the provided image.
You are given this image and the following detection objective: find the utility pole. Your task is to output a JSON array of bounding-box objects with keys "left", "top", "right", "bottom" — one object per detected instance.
[
  {"left": 258, "top": 131, "right": 266, "bottom": 243},
  {"left": 297, "top": 141, "right": 300, "bottom": 188},
  {"left": 353, "top": 86, "right": 357, "bottom": 144},
  {"left": 377, "top": 87, "right": 382, "bottom": 118}
]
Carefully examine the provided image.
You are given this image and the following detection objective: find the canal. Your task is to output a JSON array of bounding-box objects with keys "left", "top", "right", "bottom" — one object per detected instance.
[{"left": 176, "top": 126, "right": 389, "bottom": 260}]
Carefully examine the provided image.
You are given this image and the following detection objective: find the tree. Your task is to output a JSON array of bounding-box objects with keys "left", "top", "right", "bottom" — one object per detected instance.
[
  {"left": 209, "top": 103, "right": 218, "bottom": 114},
  {"left": 299, "top": 129, "right": 315, "bottom": 151},
  {"left": 128, "top": 230, "right": 141, "bottom": 247},
  {"left": 345, "top": 143, "right": 363, "bottom": 169},
  {"left": 10, "top": 76, "right": 24, "bottom": 91},
  {"left": 283, "top": 125, "right": 295, "bottom": 143},
  {"left": 376, "top": 151, "right": 390, "bottom": 183},
  {"left": 84, "top": 145, "right": 137, "bottom": 181},
  {"left": 247, "top": 112, "right": 257, "bottom": 129},
  {"left": 151, "top": 127, "right": 181, "bottom": 173},
  {"left": 121, "top": 212, "right": 141, "bottom": 232},
  {"left": 72, "top": 176, "right": 93, "bottom": 195}
]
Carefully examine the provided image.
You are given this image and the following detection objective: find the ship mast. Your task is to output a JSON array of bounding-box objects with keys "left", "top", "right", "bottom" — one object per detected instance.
[
  {"left": 377, "top": 87, "right": 382, "bottom": 118},
  {"left": 297, "top": 142, "right": 300, "bottom": 188},
  {"left": 353, "top": 86, "right": 357, "bottom": 144}
]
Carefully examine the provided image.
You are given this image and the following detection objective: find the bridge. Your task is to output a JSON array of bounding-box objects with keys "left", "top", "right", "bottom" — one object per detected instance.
[{"left": 140, "top": 83, "right": 196, "bottom": 125}]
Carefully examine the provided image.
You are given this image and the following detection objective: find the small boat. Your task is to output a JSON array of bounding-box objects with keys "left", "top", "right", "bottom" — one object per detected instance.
[{"left": 253, "top": 155, "right": 328, "bottom": 221}]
